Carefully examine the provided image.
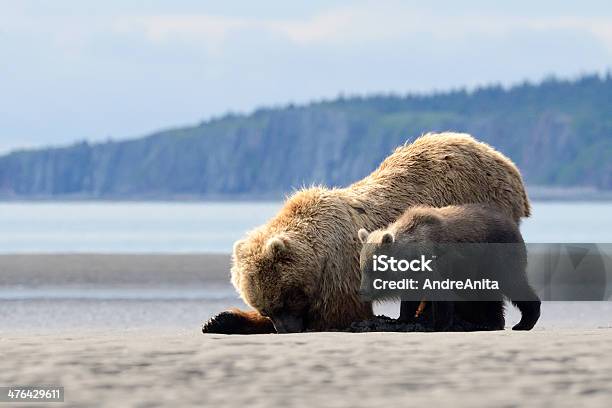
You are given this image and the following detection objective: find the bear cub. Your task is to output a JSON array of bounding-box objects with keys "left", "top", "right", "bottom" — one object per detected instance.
[{"left": 358, "top": 204, "right": 541, "bottom": 331}]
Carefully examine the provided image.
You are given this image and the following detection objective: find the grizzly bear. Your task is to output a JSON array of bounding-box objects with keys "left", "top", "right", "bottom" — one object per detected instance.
[
  {"left": 357, "top": 204, "right": 541, "bottom": 331},
  {"left": 202, "top": 132, "right": 531, "bottom": 334}
]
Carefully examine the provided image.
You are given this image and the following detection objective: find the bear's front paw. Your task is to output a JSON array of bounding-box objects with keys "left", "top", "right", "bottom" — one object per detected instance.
[
  {"left": 202, "top": 309, "right": 276, "bottom": 335},
  {"left": 202, "top": 311, "right": 242, "bottom": 334}
]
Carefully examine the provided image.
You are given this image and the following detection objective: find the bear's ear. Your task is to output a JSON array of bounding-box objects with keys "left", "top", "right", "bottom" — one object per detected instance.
[
  {"left": 381, "top": 232, "right": 395, "bottom": 244},
  {"left": 265, "top": 234, "right": 288, "bottom": 258},
  {"left": 358, "top": 228, "right": 370, "bottom": 244},
  {"left": 233, "top": 239, "right": 246, "bottom": 261}
]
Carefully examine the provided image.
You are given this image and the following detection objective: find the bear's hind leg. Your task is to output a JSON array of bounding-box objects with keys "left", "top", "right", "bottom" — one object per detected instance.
[
  {"left": 202, "top": 308, "right": 276, "bottom": 334},
  {"left": 512, "top": 300, "right": 541, "bottom": 331},
  {"left": 504, "top": 276, "right": 541, "bottom": 331}
]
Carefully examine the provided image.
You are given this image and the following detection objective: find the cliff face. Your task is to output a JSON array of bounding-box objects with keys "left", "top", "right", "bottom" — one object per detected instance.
[{"left": 0, "top": 75, "right": 610, "bottom": 199}]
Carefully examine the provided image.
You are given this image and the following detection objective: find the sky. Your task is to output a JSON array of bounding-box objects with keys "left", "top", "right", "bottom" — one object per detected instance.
[{"left": 1, "top": 0, "right": 612, "bottom": 153}]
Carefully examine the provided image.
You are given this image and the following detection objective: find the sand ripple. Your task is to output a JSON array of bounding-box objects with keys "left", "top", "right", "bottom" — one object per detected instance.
[{"left": 1, "top": 329, "right": 611, "bottom": 407}]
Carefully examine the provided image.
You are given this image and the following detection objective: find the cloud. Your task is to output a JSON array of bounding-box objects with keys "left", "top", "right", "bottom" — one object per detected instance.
[
  {"left": 103, "top": 4, "right": 612, "bottom": 54},
  {"left": 113, "top": 14, "right": 248, "bottom": 50},
  {"left": 1, "top": 1, "right": 611, "bottom": 153},
  {"left": 527, "top": 17, "right": 612, "bottom": 51},
  {"left": 4, "top": 2, "right": 612, "bottom": 54},
  {"left": 268, "top": 9, "right": 357, "bottom": 44}
]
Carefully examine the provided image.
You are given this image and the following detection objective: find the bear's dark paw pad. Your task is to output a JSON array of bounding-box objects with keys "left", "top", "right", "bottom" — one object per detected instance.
[{"left": 202, "top": 311, "right": 244, "bottom": 334}]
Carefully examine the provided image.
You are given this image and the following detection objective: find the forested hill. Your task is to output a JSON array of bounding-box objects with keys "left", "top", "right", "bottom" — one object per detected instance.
[{"left": 0, "top": 75, "right": 610, "bottom": 199}]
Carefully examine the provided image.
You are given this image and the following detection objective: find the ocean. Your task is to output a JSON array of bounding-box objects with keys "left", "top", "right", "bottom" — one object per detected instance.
[
  {"left": 1, "top": 201, "right": 610, "bottom": 332},
  {"left": 0, "top": 201, "right": 610, "bottom": 253}
]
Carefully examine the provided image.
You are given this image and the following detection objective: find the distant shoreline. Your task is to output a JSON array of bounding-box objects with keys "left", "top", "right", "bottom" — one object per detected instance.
[
  {"left": 0, "top": 186, "right": 611, "bottom": 202},
  {"left": 527, "top": 186, "right": 612, "bottom": 201}
]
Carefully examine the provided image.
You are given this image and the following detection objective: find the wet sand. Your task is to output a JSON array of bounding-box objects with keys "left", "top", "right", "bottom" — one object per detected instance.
[
  {"left": 2, "top": 254, "right": 612, "bottom": 407},
  {"left": 0, "top": 253, "right": 231, "bottom": 285}
]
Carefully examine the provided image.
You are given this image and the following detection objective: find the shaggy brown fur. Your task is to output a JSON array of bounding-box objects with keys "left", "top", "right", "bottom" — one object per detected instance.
[
  {"left": 202, "top": 132, "right": 531, "bottom": 334},
  {"left": 358, "top": 204, "right": 541, "bottom": 331}
]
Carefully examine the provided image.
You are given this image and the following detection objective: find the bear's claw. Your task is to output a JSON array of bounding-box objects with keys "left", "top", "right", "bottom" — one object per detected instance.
[
  {"left": 202, "top": 309, "right": 276, "bottom": 335},
  {"left": 202, "top": 311, "right": 241, "bottom": 334}
]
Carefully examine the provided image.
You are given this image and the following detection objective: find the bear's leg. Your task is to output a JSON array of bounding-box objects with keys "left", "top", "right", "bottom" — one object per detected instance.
[
  {"left": 496, "top": 249, "right": 541, "bottom": 331},
  {"left": 511, "top": 300, "right": 541, "bottom": 331},
  {"left": 202, "top": 308, "right": 276, "bottom": 334},
  {"left": 398, "top": 300, "right": 423, "bottom": 323},
  {"left": 506, "top": 276, "right": 541, "bottom": 330},
  {"left": 431, "top": 301, "right": 454, "bottom": 331},
  {"left": 510, "top": 281, "right": 541, "bottom": 331},
  {"left": 500, "top": 269, "right": 541, "bottom": 330}
]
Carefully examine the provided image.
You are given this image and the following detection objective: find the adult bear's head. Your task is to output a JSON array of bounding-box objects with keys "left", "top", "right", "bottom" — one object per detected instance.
[{"left": 230, "top": 187, "right": 369, "bottom": 333}]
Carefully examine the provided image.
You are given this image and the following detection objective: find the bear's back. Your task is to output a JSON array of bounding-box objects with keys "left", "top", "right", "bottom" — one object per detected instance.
[
  {"left": 395, "top": 204, "right": 523, "bottom": 244},
  {"left": 354, "top": 133, "right": 531, "bottom": 224}
]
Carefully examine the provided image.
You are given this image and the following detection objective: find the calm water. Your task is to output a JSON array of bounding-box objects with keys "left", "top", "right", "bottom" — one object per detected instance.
[
  {"left": 0, "top": 201, "right": 610, "bottom": 253},
  {"left": 0, "top": 201, "right": 282, "bottom": 253},
  {"left": 1, "top": 201, "right": 610, "bottom": 332}
]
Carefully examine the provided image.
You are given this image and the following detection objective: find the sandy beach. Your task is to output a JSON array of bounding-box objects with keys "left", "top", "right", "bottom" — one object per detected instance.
[
  {"left": 2, "top": 254, "right": 612, "bottom": 407},
  {"left": 1, "top": 329, "right": 611, "bottom": 407}
]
